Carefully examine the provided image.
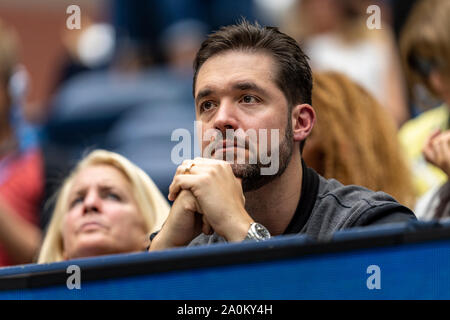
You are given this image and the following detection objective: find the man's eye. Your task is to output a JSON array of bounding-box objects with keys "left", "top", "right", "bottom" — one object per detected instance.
[
  {"left": 240, "top": 95, "right": 259, "bottom": 104},
  {"left": 200, "top": 101, "right": 216, "bottom": 112}
]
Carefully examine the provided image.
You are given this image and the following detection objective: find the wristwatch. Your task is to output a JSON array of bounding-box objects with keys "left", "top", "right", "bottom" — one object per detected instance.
[{"left": 245, "top": 222, "right": 271, "bottom": 241}]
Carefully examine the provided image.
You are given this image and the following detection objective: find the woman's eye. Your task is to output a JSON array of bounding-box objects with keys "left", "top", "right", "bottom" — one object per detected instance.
[
  {"left": 106, "top": 192, "right": 121, "bottom": 201},
  {"left": 70, "top": 197, "right": 83, "bottom": 208}
]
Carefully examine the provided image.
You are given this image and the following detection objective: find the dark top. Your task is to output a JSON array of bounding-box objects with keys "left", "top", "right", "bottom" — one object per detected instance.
[{"left": 188, "top": 161, "right": 416, "bottom": 245}]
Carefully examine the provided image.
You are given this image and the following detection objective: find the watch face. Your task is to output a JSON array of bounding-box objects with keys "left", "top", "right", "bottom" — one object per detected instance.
[
  {"left": 246, "top": 223, "right": 271, "bottom": 241},
  {"left": 255, "top": 224, "right": 267, "bottom": 235},
  {"left": 253, "top": 223, "right": 271, "bottom": 239}
]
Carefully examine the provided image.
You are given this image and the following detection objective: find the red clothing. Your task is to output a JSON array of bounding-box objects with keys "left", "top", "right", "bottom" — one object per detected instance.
[{"left": 0, "top": 148, "right": 43, "bottom": 266}]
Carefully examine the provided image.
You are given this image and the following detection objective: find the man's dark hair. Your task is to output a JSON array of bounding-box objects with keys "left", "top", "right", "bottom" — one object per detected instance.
[{"left": 193, "top": 19, "right": 313, "bottom": 152}]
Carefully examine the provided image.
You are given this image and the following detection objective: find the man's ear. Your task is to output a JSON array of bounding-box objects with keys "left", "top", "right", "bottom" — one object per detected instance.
[{"left": 291, "top": 104, "right": 316, "bottom": 142}]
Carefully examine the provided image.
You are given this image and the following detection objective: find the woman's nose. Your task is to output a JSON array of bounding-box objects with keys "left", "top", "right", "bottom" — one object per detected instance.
[{"left": 82, "top": 190, "right": 101, "bottom": 215}]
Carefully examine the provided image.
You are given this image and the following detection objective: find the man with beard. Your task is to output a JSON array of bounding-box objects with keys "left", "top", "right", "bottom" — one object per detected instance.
[{"left": 149, "top": 21, "right": 415, "bottom": 250}]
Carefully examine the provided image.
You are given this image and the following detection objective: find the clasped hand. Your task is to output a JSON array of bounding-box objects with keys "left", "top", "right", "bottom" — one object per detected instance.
[{"left": 150, "top": 158, "right": 253, "bottom": 250}]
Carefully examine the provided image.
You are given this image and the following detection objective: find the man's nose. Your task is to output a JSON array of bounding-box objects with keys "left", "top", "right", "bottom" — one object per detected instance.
[
  {"left": 82, "top": 190, "right": 101, "bottom": 215},
  {"left": 213, "top": 99, "right": 239, "bottom": 134}
]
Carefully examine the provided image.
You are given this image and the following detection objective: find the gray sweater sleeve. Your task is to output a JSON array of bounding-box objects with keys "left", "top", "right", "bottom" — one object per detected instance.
[{"left": 301, "top": 176, "right": 416, "bottom": 239}]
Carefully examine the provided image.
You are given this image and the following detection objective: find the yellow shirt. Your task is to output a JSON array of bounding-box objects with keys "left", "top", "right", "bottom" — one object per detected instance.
[{"left": 399, "top": 104, "right": 449, "bottom": 197}]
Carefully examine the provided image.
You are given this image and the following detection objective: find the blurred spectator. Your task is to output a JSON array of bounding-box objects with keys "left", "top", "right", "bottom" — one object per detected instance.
[
  {"left": 112, "top": 0, "right": 257, "bottom": 66},
  {"left": 0, "top": 20, "right": 44, "bottom": 266},
  {"left": 398, "top": 0, "right": 450, "bottom": 199},
  {"left": 283, "top": 0, "right": 409, "bottom": 127},
  {"left": 38, "top": 150, "right": 170, "bottom": 263},
  {"left": 415, "top": 130, "right": 450, "bottom": 219},
  {"left": 52, "top": 15, "right": 116, "bottom": 93},
  {"left": 159, "top": 19, "right": 207, "bottom": 76},
  {"left": 303, "top": 72, "right": 415, "bottom": 208}
]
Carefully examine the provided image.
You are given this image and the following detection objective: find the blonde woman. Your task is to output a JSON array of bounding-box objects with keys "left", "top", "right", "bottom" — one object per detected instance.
[{"left": 38, "top": 150, "right": 170, "bottom": 263}]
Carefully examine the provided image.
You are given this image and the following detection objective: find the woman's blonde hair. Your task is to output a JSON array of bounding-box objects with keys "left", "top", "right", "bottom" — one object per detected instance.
[
  {"left": 38, "top": 150, "right": 170, "bottom": 263},
  {"left": 305, "top": 72, "right": 416, "bottom": 208},
  {"left": 399, "top": 0, "right": 450, "bottom": 102}
]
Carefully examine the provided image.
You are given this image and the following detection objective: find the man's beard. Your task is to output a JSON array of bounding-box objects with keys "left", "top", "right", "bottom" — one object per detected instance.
[
  {"left": 234, "top": 125, "right": 293, "bottom": 192},
  {"left": 203, "top": 119, "right": 294, "bottom": 192}
]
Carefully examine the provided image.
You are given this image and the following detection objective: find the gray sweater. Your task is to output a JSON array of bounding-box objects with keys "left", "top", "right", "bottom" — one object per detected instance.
[{"left": 189, "top": 165, "right": 416, "bottom": 246}]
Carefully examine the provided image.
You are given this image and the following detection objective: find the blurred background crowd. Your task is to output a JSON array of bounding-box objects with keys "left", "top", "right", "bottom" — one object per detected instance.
[{"left": 0, "top": 0, "right": 449, "bottom": 267}]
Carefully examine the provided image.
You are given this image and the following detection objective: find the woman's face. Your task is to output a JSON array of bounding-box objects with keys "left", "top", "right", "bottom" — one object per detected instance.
[{"left": 61, "top": 164, "right": 148, "bottom": 260}]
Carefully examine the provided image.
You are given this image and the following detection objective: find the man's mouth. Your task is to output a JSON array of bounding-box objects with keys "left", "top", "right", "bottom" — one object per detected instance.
[{"left": 213, "top": 141, "right": 246, "bottom": 155}]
